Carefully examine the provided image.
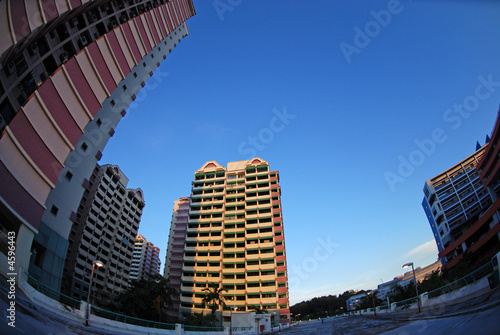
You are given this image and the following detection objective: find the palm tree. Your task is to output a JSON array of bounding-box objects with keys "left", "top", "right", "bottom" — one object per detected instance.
[
  {"left": 150, "top": 274, "right": 177, "bottom": 322},
  {"left": 202, "top": 285, "right": 227, "bottom": 318}
]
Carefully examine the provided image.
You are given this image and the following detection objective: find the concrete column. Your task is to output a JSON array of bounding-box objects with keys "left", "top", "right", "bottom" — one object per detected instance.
[
  {"left": 420, "top": 292, "right": 429, "bottom": 308},
  {"left": 80, "top": 301, "right": 88, "bottom": 324},
  {"left": 175, "top": 323, "right": 184, "bottom": 335}
]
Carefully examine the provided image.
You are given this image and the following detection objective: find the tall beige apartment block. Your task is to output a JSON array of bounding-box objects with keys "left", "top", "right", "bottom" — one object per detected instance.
[{"left": 166, "top": 158, "right": 290, "bottom": 325}]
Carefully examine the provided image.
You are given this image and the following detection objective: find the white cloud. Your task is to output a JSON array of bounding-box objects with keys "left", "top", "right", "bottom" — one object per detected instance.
[{"left": 403, "top": 240, "right": 438, "bottom": 260}]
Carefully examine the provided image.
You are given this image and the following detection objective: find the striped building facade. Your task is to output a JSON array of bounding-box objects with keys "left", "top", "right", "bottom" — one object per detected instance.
[{"left": 0, "top": 0, "right": 195, "bottom": 291}]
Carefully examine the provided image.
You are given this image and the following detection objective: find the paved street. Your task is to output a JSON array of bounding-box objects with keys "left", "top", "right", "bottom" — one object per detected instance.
[
  {"left": 276, "top": 303, "right": 500, "bottom": 335},
  {"left": 2, "top": 274, "right": 500, "bottom": 334}
]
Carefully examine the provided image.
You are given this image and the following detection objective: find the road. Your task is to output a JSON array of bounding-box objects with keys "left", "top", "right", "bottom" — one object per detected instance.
[
  {"left": 2, "top": 275, "right": 500, "bottom": 334},
  {"left": 277, "top": 304, "right": 500, "bottom": 335}
]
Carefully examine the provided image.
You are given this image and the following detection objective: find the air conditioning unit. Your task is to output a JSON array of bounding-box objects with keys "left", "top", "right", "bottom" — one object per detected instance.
[
  {"left": 80, "top": 35, "right": 88, "bottom": 46},
  {"left": 70, "top": 17, "right": 79, "bottom": 27},
  {"left": 7, "top": 61, "right": 16, "bottom": 75},
  {"left": 29, "top": 42, "right": 39, "bottom": 55},
  {"left": 60, "top": 51, "right": 70, "bottom": 63}
]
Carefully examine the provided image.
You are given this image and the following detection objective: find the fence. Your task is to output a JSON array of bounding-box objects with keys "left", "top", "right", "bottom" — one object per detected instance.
[
  {"left": 24, "top": 272, "right": 224, "bottom": 332},
  {"left": 393, "top": 260, "right": 493, "bottom": 309},
  {"left": 26, "top": 272, "right": 80, "bottom": 309}
]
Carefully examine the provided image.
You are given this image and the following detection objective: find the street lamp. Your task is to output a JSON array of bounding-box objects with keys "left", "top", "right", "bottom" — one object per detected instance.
[
  {"left": 85, "top": 260, "right": 103, "bottom": 326},
  {"left": 367, "top": 292, "right": 376, "bottom": 316},
  {"left": 402, "top": 262, "right": 420, "bottom": 313}
]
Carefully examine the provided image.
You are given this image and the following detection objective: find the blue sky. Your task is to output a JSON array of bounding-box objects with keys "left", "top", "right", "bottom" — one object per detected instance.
[{"left": 101, "top": 0, "right": 500, "bottom": 305}]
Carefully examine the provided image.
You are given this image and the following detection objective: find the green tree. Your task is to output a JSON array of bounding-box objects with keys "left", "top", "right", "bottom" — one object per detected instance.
[
  {"left": 182, "top": 312, "right": 218, "bottom": 327},
  {"left": 117, "top": 274, "right": 176, "bottom": 322},
  {"left": 202, "top": 285, "right": 227, "bottom": 318}
]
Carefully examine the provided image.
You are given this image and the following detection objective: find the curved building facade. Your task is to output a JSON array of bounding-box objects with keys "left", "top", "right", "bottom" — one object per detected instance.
[{"left": 0, "top": 0, "right": 195, "bottom": 291}]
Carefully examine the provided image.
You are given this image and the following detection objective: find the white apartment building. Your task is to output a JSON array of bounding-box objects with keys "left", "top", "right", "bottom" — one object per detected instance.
[
  {"left": 130, "top": 234, "right": 161, "bottom": 281},
  {"left": 61, "top": 164, "right": 144, "bottom": 302}
]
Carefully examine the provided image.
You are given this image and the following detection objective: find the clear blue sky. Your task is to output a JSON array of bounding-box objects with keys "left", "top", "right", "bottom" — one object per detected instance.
[{"left": 101, "top": 0, "right": 500, "bottom": 305}]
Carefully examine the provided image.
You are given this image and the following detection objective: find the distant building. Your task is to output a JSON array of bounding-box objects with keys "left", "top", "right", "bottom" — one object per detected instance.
[
  {"left": 346, "top": 293, "right": 368, "bottom": 311},
  {"left": 164, "top": 158, "right": 291, "bottom": 326},
  {"left": 348, "top": 261, "right": 442, "bottom": 310},
  {"left": 60, "top": 164, "right": 144, "bottom": 302},
  {"left": 164, "top": 197, "right": 190, "bottom": 320},
  {"left": 422, "top": 144, "right": 495, "bottom": 267},
  {"left": 130, "top": 234, "right": 161, "bottom": 282}
]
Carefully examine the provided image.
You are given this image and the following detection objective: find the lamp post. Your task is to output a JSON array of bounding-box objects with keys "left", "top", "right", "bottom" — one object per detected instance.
[
  {"left": 402, "top": 262, "right": 420, "bottom": 313},
  {"left": 367, "top": 292, "right": 376, "bottom": 316},
  {"left": 85, "top": 260, "right": 103, "bottom": 326}
]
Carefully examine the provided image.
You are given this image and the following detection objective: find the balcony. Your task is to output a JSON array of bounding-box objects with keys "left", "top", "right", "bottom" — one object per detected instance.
[
  {"left": 244, "top": 286, "right": 260, "bottom": 293},
  {"left": 259, "top": 275, "right": 275, "bottom": 282},
  {"left": 246, "top": 264, "right": 261, "bottom": 271}
]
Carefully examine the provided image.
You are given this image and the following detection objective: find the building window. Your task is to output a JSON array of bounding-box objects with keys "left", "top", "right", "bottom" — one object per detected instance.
[
  {"left": 65, "top": 171, "right": 73, "bottom": 181},
  {"left": 81, "top": 142, "right": 88, "bottom": 152},
  {"left": 110, "top": 99, "right": 116, "bottom": 107},
  {"left": 50, "top": 205, "right": 59, "bottom": 216},
  {"left": 122, "top": 85, "right": 127, "bottom": 91},
  {"left": 96, "top": 118, "right": 102, "bottom": 127}
]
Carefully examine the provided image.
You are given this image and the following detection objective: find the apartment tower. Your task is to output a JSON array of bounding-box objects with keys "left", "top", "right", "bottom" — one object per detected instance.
[
  {"left": 164, "top": 196, "right": 190, "bottom": 320},
  {"left": 0, "top": 0, "right": 195, "bottom": 290},
  {"left": 61, "top": 164, "right": 144, "bottom": 301},
  {"left": 130, "top": 234, "right": 161, "bottom": 282},
  {"left": 422, "top": 132, "right": 500, "bottom": 268},
  {"left": 167, "top": 158, "right": 291, "bottom": 325}
]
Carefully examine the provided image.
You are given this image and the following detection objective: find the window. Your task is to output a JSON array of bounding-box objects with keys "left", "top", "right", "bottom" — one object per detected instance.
[
  {"left": 50, "top": 205, "right": 59, "bottom": 216},
  {"left": 122, "top": 85, "right": 127, "bottom": 91},
  {"left": 65, "top": 171, "right": 73, "bottom": 181},
  {"left": 96, "top": 119, "right": 102, "bottom": 127},
  {"left": 81, "top": 142, "right": 88, "bottom": 152}
]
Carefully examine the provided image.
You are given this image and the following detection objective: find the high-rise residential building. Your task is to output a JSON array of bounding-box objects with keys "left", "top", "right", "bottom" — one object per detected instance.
[
  {"left": 61, "top": 164, "right": 144, "bottom": 302},
  {"left": 422, "top": 145, "right": 491, "bottom": 257},
  {"left": 0, "top": 0, "right": 195, "bottom": 290},
  {"left": 130, "top": 234, "right": 161, "bottom": 282},
  {"left": 422, "top": 117, "right": 500, "bottom": 268},
  {"left": 165, "top": 158, "right": 291, "bottom": 326},
  {"left": 164, "top": 196, "right": 190, "bottom": 320}
]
